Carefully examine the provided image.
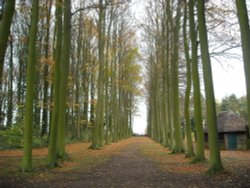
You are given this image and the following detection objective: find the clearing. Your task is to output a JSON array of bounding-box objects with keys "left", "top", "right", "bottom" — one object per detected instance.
[{"left": 0, "top": 137, "right": 250, "bottom": 187}]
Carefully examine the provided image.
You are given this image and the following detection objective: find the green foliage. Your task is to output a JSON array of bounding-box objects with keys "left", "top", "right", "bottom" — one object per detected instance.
[
  {"left": 219, "top": 94, "right": 248, "bottom": 121},
  {"left": 220, "top": 94, "right": 240, "bottom": 113},
  {"left": 33, "top": 134, "right": 48, "bottom": 148},
  {"left": 239, "top": 96, "right": 248, "bottom": 121},
  {"left": 0, "top": 125, "right": 48, "bottom": 150},
  {"left": 0, "top": 125, "right": 24, "bottom": 149}
]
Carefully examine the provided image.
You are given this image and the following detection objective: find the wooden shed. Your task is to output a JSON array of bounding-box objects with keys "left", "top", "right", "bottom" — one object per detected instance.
[{"left": 204, "top": 111, "right": 248, "bottom": 150}]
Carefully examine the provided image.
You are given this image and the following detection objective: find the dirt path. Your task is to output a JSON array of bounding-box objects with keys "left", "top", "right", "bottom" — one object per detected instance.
[
  {"left": 1, "top": 137, "right": 250, "bottom": 188},
  {"left": 69, "top": 142, "right": 181, "bottom": 188},
  {"left": 51, "top": 139, "right": 250, "bottom": 188}
]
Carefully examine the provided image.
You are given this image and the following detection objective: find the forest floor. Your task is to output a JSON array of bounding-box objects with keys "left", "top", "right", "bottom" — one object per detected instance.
[{"left": 0, "top": 137, "right": 250, "bottom": 188}]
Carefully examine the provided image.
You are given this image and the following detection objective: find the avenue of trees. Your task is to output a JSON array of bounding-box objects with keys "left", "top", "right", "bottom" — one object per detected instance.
[
  {"left": 144, "top": 0, "right": 250, "bottom": 174},
  {"left": 0, "top": 0, "right": 250, "bottom": 175},
  {"left": 0, "top": 0, "right": 141, "bottom": 171}
]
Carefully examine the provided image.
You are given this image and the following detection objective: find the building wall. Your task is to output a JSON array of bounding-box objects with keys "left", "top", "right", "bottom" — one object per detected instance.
[
  {"left": 224, "top": 133, "right": 246, "bottom": 150},
  {"left": 237, "top": 133, "right": 247, "bottom": 150}
]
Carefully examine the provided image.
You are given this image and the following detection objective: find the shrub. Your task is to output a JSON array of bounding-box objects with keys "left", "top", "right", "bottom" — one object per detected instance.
[
  {"left": 0, "top": 125, "right": 24, "bottom": 149},
  {"left": 0, "top": 125, "right": 48, "bottom": 149}
]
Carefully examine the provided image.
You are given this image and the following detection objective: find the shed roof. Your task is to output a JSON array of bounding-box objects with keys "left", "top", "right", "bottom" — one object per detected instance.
[{"left": 204, "top": 111, "right": 247, "bottom": 133}]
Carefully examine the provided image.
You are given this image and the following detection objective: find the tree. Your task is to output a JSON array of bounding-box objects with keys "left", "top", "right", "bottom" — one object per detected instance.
[
  {"left": 189, "top": 0, "right": 205, "bottom": 162},
  {"left": 168, "top": 0, "right": 183, "bottom": 153},
  {"left": 90, "top": 0, "right": 106, "bottom": 149},
  {"left": 220, "top": 94, "right": 240, "bottom": 113},
  {"left": 0, "top": 0, "right": 15, "bottom": 84},
  {"left": 21, "top": 0, "right": 39, "bottom": 172},
  {"left": 197, "top": 0, "right": 224, "bottom": 173},
  {"left": 48, "top": 0, "right": 63, "bottom": 167},
  {"left": 6, "top": 35, "right": 14, "bottom": 128},
  {"left": 56, "top": 0, "right": 71, "bottom": 160},
  {"left": 41, "top": 0, "right": 53, "bottom": 138},
  {"left": 235, "top": 0, "right": 250, "bottom": 145},
  {"left": 183, "top": 0, "right": 194, "bottom": 157}
]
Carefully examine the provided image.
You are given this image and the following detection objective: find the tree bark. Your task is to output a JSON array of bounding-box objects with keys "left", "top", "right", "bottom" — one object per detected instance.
[
  {"left": 0, "top": 0, "right": 15, "bottom": 84},
  {"left": 235, "top": 0, "right": 250, "bottom": 147},
  {"left": 189, "top": 0, "right": 205, "bottom": 161},
  {"left": 183, "top": 2, "right": 194, "bottom": 157},
  {"left": 197, "top": 0, "right": 224, "bottom": 174},
  {"left": 48, "top": 0, "right": 63, "bottom": 167},
  {"left": 90, "top": 0, "right": 106, "bottom": 149},
  {"left": 56, "top": 0, "right": 71, "bottom": 160},
  {"left": 21, "top": 0, "right": 39, "bottom": 172}
]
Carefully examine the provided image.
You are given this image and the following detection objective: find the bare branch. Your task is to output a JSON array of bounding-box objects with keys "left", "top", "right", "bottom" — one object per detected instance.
[{"left": 71, "top": 0, "right": 130, "bottom": 16}]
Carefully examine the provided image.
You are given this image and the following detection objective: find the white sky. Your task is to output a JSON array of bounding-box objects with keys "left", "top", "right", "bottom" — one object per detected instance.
[{"left": 212, "top": 58, "right": 246, "bottom": 100}]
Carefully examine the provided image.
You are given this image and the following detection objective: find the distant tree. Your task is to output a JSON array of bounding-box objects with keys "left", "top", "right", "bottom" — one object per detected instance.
[
  {"left": 41, "top": 0, "right": 53, "bottom": 138},
  {"left": 220, "top": 94, "right": 240, "bottom": 114},
  {"left": 239, "top": 96, "right": 248, "bottom": 121}
]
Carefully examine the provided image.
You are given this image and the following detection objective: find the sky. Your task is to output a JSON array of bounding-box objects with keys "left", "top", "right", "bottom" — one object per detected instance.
[
  {"left": 130, "top": 0, "right": 247, "bottom": 134},
  {"left": 212, "top": 57, "right": 246, "bottom": 100}
]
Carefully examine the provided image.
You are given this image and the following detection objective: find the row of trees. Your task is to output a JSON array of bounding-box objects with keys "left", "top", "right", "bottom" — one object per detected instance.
[
  {"left": 144, "top": 0, "right": 250, "bottom": 174},
  {"left": 0, "top": 0, "right": 141, "bottom": 171}
]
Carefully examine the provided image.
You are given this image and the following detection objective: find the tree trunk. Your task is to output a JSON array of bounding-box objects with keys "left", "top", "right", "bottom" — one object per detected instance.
[
  {"left": 235, "top": 0, "right": 250, "bottom": 148},
  {"left": 189, "top": 0, "right": 205, "bottom": 161},
  {"left": 168, "top": 0, "right": 183, "bottom": 153},
  {"left": 197, "top": 0, "right": 224, "bottom": 174},
  {"left": 90, "top": 0, "right": 106, "bottom": 149},
  {"left": 56, "top": 0, "right": 71, "bottom": 160},
  {"left": 6, "top": 35, "right": 13, "bottom": 128},
  {"left": 41, "top": 0, "right": 52, "bottom": 138},
  {"left": 48, "top": 0, "right": 63, "bottom": 167},
  {"left": 0, "top": 0, "right": 15, "bottom": 84},
  {"left": 21, "top": 0, "right": 39, "bottom": 172},
  {"left": 183, "top": 2, "right": 194, "bottom": 157}
]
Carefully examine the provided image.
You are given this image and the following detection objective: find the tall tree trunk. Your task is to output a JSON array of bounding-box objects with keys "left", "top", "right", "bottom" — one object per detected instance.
[
  {"left": 169, "top": 0, "right": 183, "bottom": 153},
  {"left": 90, "top": 0, "right": 106, "bottom": 149},
  {"left": 189, "top": 0, "right": 205, "bottom": 161},
  {"left": 235, "top": 0, "right": 250, "bottom": 148},
  {"left": 197, "top": 0, "right": 224, "bottom": 174},
  {"left": 75, "top": 13, "right": 82, "bottom": 140},
  {"left": 183, "top": 2, "right": 194, "bottom": 157},
  {"left": 161, "top": 5, "right": 169, "bottom": 147},
  {"left": 41, "top": 0, "right": 52, "bottom": 138},
  {"left": 21, "top": 0, "right": 39, "bottom": 172},
  {"left": 48, "top": 0, "right": 63, "bottom": 167},
  {"left": 6, "top": 35, "right": 13, "bottom": 128},
  {"left": 0, "top": 0, "right": 15, "bottom": 84},
  {"left": 16, "top": 38, "right": 28, "bottom": 125},
  {"left": 164, "top": 1, "right": 173, "bottom": 148},
  {"left": 56, "top": 0, "right": 71, "bottom": 160}
]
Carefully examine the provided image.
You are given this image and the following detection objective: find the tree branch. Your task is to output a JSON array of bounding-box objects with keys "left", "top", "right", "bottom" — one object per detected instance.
[{"left": 71, "top": 0, "right": 130, "bottom": 16}]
